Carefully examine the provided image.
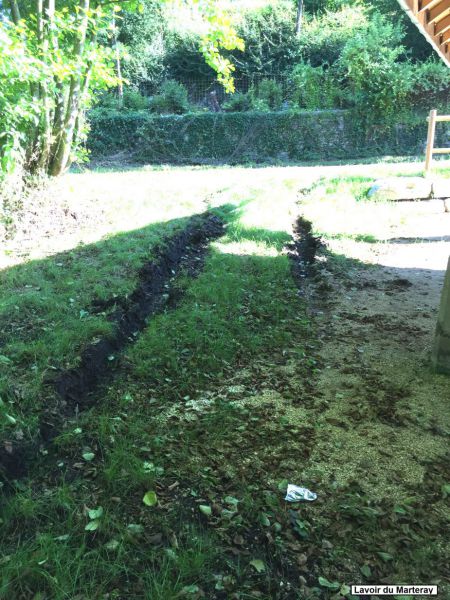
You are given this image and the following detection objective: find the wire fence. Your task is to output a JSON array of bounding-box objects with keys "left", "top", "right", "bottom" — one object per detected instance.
[
  {"left": 140, "top": 75, "right": 295, "bottom": 107},
  {"left": 138, "top": 76, "right": 450, "bottom": 115}
]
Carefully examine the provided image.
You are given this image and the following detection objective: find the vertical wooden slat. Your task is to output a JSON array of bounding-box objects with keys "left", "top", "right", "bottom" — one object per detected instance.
[
  {"left": 425, "top": 109, "right": 437, "bottom": 173},
  {"left": 432, "top": 257, "right": 450, "bottom": 374}
]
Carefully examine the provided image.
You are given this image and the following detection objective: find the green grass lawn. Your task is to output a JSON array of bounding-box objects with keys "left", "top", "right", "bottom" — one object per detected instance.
[
  {"left": 0, "top": 161, "right": 449, "bottom": 599},
  {"left": 1, "top": 172, "right": 313, "bottom": 598}
]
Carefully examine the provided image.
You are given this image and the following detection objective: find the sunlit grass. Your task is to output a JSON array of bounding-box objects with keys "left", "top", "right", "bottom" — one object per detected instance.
[{"left": 1, "top": 158, "right": 449, "bottom": 598}]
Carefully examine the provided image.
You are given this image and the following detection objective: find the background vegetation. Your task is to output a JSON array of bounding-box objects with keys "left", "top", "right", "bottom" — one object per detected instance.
[
  {"left": 88, "top": 109, "right": 450, "bottom": 164},
  {"left": 89, "top": 0, "right": 450, "bottom": 165},
  {"left": 110, "top": 0, "right": 450, "bottom": 117},
  {"left": 1, "top": 0, "right": 450, "bottom": 221}
]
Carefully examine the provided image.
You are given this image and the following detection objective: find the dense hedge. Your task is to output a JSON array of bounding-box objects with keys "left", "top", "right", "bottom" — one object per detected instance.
[{"left": 88, "top": 109, "right": 450, "bottom": 164}]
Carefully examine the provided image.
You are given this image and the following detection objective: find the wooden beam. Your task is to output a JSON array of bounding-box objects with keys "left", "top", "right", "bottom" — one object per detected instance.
[
  {"left": 419, "top": 0, "right": 443, "bottom": 12},
  {"left": 428, "top": 0, "right": 450, "bottom": 23},
  {"left": 425, "top": 109, "right": 437, "bottom": 172},
  {"left": 398, "top": 0, "right": 450, "bottom": 65},
  {"left": 432, "top": 257, "right": 450, "bottom": 375},
  {"left": 435, "top": 12, "right": 450, "bottom": 33}
]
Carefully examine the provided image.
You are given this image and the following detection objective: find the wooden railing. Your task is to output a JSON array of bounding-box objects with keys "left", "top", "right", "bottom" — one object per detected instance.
[{"left": 425, "top": 109, "right": 450, "bottom": 173}]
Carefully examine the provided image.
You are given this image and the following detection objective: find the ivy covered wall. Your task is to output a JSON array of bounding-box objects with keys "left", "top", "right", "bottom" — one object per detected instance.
[{"left": 88, "top": 109, "right": 450, "bottom": 164}]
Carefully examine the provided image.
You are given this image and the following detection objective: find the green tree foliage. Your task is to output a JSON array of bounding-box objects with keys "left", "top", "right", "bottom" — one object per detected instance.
[
  {"left": 299, "top": 6, "right": 368, "bottom": 66},
  {"left": 230, "top": 0, "right": 299, "bottom": 78},
  {"left": 0, "top": 24, "right": 43, "bottom": 176},
  {"left": 119, "top": 0, "right": 168, "bottom": 88},
  {"left": 337, "top": 14, "right": 412, "bottom": 120},
  {"left": 165, "top": 32, "right": 218, "bottom": 82},
  {"left": 0, "top": 0, "right": 243, "bottom": 181},
  {"left": 0, "top": 0, "right": 121, "bottom": 179}
]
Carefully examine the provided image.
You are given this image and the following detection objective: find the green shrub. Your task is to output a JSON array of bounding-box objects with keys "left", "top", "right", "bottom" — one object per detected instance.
[
  {"left": 96, "top": 90, "right": 149, "bottom": 111},
  {"left": 289, "top": 63, "right": 341, "bottom": 109},
  {"left": 96, "top": 92, "right": 121, "bottom": 109},
  {"left": 222, "top": 92, "right": 253, "bottom": 113},
  {"left": 250, "top": 79, "right": 283, "bottom": 110},
  {"left": 230, "top": 0, "right": 300, "bottom": 79},
  {"left": 412, "top": 60, "right": 450, "bottom": 92},
  {"left": 119, "top": 0, "right": 168, "bottom": 87},
  {"left": 123, "top": 89, "right": 149, "bottom": 110},
  {"left": 337, "top": 13, "right": 412, "bottom": 122},
  {"left": 149, "top": 80, "right": 190, "bottom": 114}
]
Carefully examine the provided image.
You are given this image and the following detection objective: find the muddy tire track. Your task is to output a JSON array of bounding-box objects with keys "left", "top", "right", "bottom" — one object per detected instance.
[
  {"left": 287, "top": 217, "right": 323, "bottom": 287},
  {"left": 0, "top": 211, "right": 224, "bottom": 482}
]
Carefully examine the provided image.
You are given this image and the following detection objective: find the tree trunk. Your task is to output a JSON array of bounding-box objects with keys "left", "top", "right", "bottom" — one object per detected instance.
[
  {"left": 112, "top": 15, "right": 124, "bottom": 108},
  {"left": 35, "top": 0, "right": 53, "bottom": 172},
  {"left": 8, "top": 0, "right": 21, "bottom": 24},
  {"left": 295, "top": 0, "right": 304, "bottom": 35},
  {"left": 49, "top": 0, "right": 90, "bottom": 175}
]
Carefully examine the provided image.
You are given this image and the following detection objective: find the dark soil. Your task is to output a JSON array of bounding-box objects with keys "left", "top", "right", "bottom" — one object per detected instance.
[
  {"left": 287, "top": 217, "right": 323, "bottom": 287},
  {"left": 0, "top": 212, "right": 224, "bottom": 482},
  {"left": 53, "top": 211, "right": 223, "bottom": 410}
]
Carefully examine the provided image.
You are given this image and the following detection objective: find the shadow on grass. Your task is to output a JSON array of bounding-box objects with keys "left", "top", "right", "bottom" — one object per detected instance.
[
  {"left": 1, "top": 200, "right": 449, "bottom": 599},
  {"left": 0, "top": 201, "right": 297, "bottom": 465},
  {"left": 0, "top": 201, "right": 312, "bottom": 598}
]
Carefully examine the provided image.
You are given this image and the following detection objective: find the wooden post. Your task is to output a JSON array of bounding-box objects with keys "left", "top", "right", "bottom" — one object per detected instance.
[
  {"left": 425, "top": 109, "right": 437, "bottom": 174},
  {"left": 432, "top": 256, "right": 450, "bottom": 374}
]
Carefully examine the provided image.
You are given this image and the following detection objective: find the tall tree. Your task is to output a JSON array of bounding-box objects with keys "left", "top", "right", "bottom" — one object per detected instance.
[
  {"left": 295, "top": 0, "right": 303, "bottom": 35},
  {"left": 0, "top": 0, "right": 243, "bottom": 178}
]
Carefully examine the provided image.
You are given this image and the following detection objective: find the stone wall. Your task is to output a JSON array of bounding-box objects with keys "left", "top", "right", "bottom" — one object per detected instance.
[{"left": 88, "top": 109, "right": 450, "bottom": 164}]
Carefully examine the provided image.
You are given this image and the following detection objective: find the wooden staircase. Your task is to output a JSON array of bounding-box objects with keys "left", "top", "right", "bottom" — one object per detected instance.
[{"left": 398, "top": 0, "right": 450, "bottom": 66}]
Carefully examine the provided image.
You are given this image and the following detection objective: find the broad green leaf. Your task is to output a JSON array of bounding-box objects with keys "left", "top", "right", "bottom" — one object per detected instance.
[
  {"left": 85, "top": 519, "right": 100, "bottom": 531},
  {"left": 143, "top": 491, "right": 157, "bottom": 506},
  {"left": 441, "top": 484, "right": 450, "bottom": 498},
  {"left": 318, "top": 577, "right": 340, "bottom": 590},
  {"left": 377, "top": 551, "right": 393, "bottom": 562},
  {"left": 199, "top": 504, "right": 212, "bottom": 517},
  {"left": 127, "top": 523, "right": 144, "bottom": 534},
  {"left": 249, "top": 559, "right": 265, "bottom": 573},
  {"left": 105, "top": 539, "right": 119, "bottom": 550},
  {"left": 180, "top": 585, "right": 200, "bottom": 594},
  {"left": 360, "top": 564, "right": 371, "bottom": 578},
  {"left": 224, "top": 496, "right": 239, "bottom": 506},
  {"left": 221, "top": 509, "right": 236, "bottom": 519},
  {"left": 277, "top": 479, "right": 288, "bottom": 492},
  {"left": 394, "top": 505, "right": 407, "bottom": 515},
  {"left": 88, "top": 506, "right": 103, "bottom": 520},
  {"left": 82, "top": 452, "right": 95, "bottom": 462},
  {"left": 260, "top": 513, "right": 270, "bottom": 527}
]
